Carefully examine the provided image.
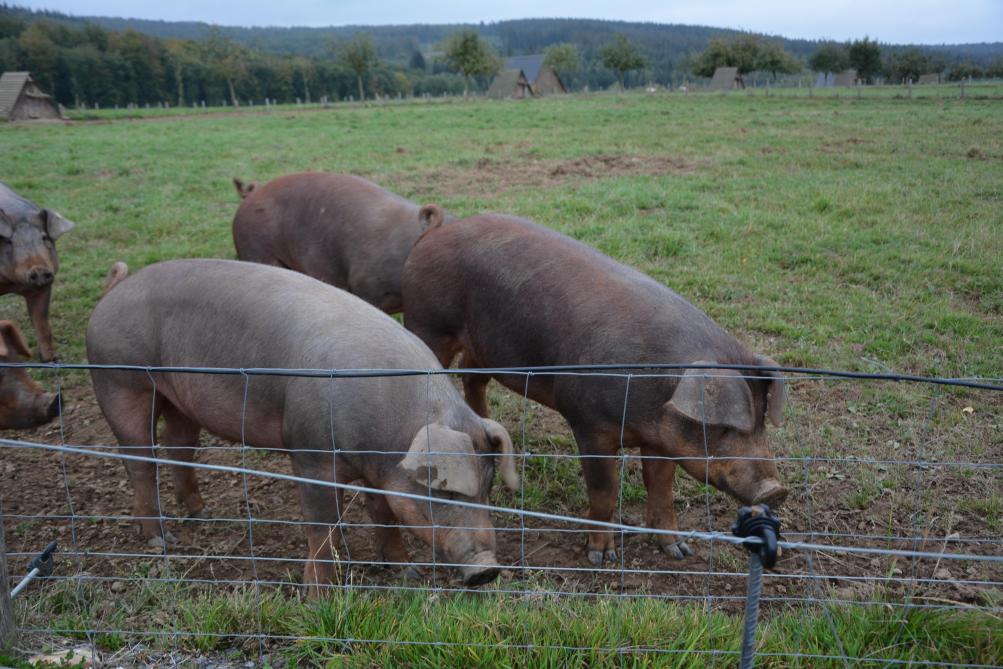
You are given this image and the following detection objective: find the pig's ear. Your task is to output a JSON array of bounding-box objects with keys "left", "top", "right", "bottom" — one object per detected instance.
[
  {"left": 0, "top": 320, "right": 34, "bottom": 360},
  {"left": 418, "top": 204, "right": 445, "bottom": 230},
  {"left": 667, "top": 362, "right": 755, "bottom": 433},
  {"left": 482, "top": 418, "right": 519, "bottom": 492},
  {"left": 0, "top": 209, "right": 13, "bottom": 238},
  {"left": 232, "top": 178, "right": 256, "bottom": 199},
  {"left": 755, "top": 354, "right": 786, "bottom": 427},
  {"left": 40, "top": 209, "right": 75, "bottom": 240},
  {"left": 400, "top": 423, "right": 480, "bottom": 497}
]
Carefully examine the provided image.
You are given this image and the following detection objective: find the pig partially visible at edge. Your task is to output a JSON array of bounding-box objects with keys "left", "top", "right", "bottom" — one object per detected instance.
[
  {"left": 402, "top": 214, "right": 788, "bottom": 566},
  {"left": 0, "top": 181, "right": 75, "bottom": 362},
  {"left": 87, "top": 259, "right": 518, "bottom": 589},
  {"left": 0, "top": 319, "right": 59, "bottom": 429},
  {"left": 231, "top": 172, "right": 448, "bottom": 313}
]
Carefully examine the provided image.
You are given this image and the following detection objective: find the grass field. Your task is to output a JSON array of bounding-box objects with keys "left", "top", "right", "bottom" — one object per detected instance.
[{"left": 1, "top": 88, "right": 1002, "bottom": 666}]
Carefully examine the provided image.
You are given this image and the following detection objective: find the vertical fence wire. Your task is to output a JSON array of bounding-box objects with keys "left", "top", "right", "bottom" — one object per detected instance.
[
  {"left": 699, "top": 376, "right": 717, "bottom": 614},
  {"left": 239, "top": 371, "right": 265, "bottom": 663},
  {"left": 327, "top": 372, "right": 354, "bottom": 585},
  {"left": 144, "top": 369, "right": 180, "bottom": 656},
  {"left": 51, "top": 369, "right": 96, "bottom": 665},
  {"left": 794, "top": 394, "right": 852, "bottom": 669},
  {"left": 615, "top": 373, "right": 632, "bottom": 664}
]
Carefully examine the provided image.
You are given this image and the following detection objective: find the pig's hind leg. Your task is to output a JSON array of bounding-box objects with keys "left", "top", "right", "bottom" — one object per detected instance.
[
  {"left": 159, "top": 403, "right": 207, "bottom": 520},
  {"left": 459, "top": 350, "right": 491, "bottom": 418},
  {"left": 96, "top": 383, "right": 176, "bottom": 547}
]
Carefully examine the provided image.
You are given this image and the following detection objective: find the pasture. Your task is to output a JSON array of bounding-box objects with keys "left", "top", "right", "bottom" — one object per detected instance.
[{"left": 1, "top": 88, "right": 1001, "bottom": 666}]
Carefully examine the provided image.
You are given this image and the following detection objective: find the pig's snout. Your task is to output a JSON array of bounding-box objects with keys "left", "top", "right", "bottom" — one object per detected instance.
[
  {"left": 26, "top": 266, "right": 54, "bottom": 287},
  {"left": 460, "top": 551, "right": 500, "bottom": 587},
  {"left": 750, "top": 479, "right": 788, "bottom": 508}
]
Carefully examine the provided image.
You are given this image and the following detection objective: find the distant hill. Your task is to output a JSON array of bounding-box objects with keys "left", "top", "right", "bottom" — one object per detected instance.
[{"left": 3, "top": 5, "right": 1002, "bottom": 70}]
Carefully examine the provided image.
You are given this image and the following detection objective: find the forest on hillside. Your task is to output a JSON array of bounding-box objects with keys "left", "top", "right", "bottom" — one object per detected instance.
[{"left": 2, "top": 4, "right": 1001, "bottom": 108}]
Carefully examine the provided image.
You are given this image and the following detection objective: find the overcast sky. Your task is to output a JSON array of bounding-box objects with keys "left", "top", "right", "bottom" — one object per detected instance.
[{"left": 17, "top": 0, "right": 1003, "bottom": 44}]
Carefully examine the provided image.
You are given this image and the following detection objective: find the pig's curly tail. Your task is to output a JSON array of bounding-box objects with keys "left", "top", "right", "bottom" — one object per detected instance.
[{"left": 103, "top": 261, "right": 129, "bottom": 295}]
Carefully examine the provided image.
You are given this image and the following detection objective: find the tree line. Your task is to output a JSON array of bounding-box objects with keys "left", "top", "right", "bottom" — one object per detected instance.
[
  {"left": 1, "top": 4, "right": 1001, "bottom": 108},
  {"left": 0, "top": 14, "right": 476, "bottom": 108}
]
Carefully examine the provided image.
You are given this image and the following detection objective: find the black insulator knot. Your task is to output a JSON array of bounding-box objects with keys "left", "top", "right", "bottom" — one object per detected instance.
[
  {"left": 29, "top": 541, "right": 58, "bottom": 578},
  {"left": 732, "top": 505, "right": 782, "bottom": 569}
]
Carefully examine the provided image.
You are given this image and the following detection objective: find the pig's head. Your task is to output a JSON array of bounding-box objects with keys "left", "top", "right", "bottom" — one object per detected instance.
[
  {"left": 0, "top": 320, "right": 60, "bottom": 430},
  {"left": 661, "top": 357, "right": 788, "bottom": 508},
  {"left": 0, "top": 208, "right": 73, "bottom": 290},
  {"left": 386, "top": 418, "right": 518, "bottom": 586}
]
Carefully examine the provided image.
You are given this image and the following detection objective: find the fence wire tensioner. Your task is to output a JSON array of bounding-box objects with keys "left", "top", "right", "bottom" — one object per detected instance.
[{"left": 10, "top": 540, "right": 58, "bottom": 598}]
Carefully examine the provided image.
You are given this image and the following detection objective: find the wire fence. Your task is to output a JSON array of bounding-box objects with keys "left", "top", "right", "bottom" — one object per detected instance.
[{"left": 1, "top": 362, "right": 1001, "bottom": 667}]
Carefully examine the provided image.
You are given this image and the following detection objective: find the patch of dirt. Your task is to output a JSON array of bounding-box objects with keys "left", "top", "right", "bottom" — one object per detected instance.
[
  {"left": 410, "top": 154, "right": 699, "bottom": 198},
  {"left": 819, "top": 137, "right": 870, "bottom": 153},
  {"left": 1, "top": 380, "right": 1000, "bottom": 620}
]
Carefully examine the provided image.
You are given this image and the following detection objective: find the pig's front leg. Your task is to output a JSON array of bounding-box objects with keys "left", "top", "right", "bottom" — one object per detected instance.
[
  {"left": 575, "top": 429, "right": 621, "bottom": 566},
  {"left": 641, "top": 446, "right": 692, "bottom": 559},
  {"left": 23, "top": 286, "right": 56, "bottom": 362},
  {"left": 291, "top": 451, "right": 349, "bottom": 595},
  {"left": 366, "top": 492, "right": 425, "bottom": 580}
]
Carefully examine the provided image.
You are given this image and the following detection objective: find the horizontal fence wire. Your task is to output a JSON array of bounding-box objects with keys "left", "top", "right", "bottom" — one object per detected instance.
[
  {"left": 3, "top": 438, "right": 1001, "bottom": 565},
  {"left": 2, "top": 362, "right": 1001, "bottom": 667}
]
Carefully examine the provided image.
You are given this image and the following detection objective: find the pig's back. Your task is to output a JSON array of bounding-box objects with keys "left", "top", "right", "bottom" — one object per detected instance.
[
  {"left": 88, "top": 258, "right": 439, "bottom": 372},
  {"left": 407, "top": 214, "right": 747, "bottom": 366}
]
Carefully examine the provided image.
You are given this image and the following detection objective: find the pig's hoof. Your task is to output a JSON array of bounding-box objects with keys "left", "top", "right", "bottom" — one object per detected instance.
[
  {"left": 402, "top": 566, "right": 427, "bottom": 581},
  {"left": 587, "top": 548, "right": 618, "bottom": 566},
  {"left": 147, "top": 532, "right": 177, "bottom": 549},
  {"left": 663, "top": 540, "right": 693, "bottom": 560},
  {"left": 186, "top": 507, "right": 210, "bottom": 521}
]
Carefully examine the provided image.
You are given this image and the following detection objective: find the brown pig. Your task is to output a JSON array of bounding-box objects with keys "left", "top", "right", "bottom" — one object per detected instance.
[
  {"left": 0, "top": 182, "right": 75, "bottom": 362},
  {"left": 0, "top": 320, "right": 60, "bottom": 429},
  {"left": 401, "top": 215, "right": 788, "bottom": 566},
  {"left": 231, "top": 172, "right": 448, "bottom": 313},
  {"left": 87, "top": 259, "right": 518, "bottom": 588}
]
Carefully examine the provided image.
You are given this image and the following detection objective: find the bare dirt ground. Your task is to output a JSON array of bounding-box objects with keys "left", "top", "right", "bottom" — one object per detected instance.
[
  {"left": 2, "top": 379, "right": 1000, "bottom": 617},
  {"left": 408, "top": 153, "right": 700, "bottom": 197}
]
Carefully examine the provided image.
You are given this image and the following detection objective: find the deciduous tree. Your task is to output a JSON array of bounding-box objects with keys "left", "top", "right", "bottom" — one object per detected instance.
[
  {"left": 443, "top": 30, "right": 498, "bottom": 97},
  {"left": 543, "top": 42, "right": 581, "bottom": 87},
  {"left": 848, "top": 37, "right": 882, "bottom": 83},
  {"left": 808, "top": 42, "right": 849, "bottom": 75},
  {"left": 203, "top": 26, "right": 247, "bottom": 106},
  {"left": 339, "top": 33, "right": 378, "bottom": 101},
  {"left": 600, "top": 34, "right": 646, "bottom": 90}
]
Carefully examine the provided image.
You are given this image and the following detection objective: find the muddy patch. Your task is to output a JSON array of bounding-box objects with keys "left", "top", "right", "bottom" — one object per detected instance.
[{"left": 410, "top": 153, "right": 700, "bottom": 198}]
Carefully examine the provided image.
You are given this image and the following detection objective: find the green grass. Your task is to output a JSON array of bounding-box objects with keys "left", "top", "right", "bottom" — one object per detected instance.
[
  {"left": 2, "top": 89, "right": 1002, "bottom": 665},
  {"left": 2, "top": 89, "right": 1000, "bottom": 378},
  {"left": 12, "top": 581, "right": 1002, "bottom": 667}
]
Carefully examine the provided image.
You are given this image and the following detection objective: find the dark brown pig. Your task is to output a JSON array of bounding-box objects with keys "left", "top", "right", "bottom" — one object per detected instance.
[
  {"left": 0, "top": 320, "right": 60, "bottom": 429},
  {"left": 0, "top": 182, "right": 75, "bottom": 362},
  {"left": 87, "top": 259, "right": 518, "bottom": 589},
  {"left": 231, "top": 172, "right": 447, "bottom": 313},
  {"left": 401, "top": 215, "right": 787, "bottom": 566}
]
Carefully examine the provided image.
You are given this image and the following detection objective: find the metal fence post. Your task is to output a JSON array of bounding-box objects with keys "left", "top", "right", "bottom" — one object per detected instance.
[
  {"left": 732, "top": 505, "right": 782, "bottom": 669},
  {"left": 0, "top": 505, "right": 14, "bottom": 651},
  {"left": 740, "top": 552, "right": 764, "bottom": 669}
]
